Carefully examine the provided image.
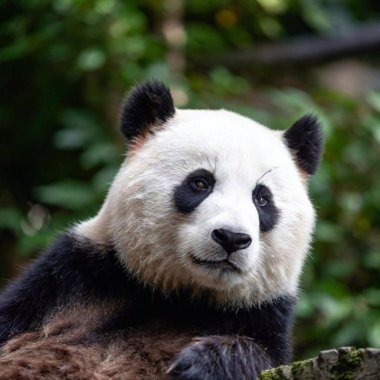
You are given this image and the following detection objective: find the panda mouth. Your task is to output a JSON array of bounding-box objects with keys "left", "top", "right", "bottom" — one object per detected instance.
[{"left": 190, "top": 254, "right": 241, "bottom": 273}]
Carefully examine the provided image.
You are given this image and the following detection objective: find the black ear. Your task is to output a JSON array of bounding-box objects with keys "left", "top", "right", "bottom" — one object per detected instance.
[
  {"left": 120, "top": 81, "right": 175, "bottom": 141},
  {"left": 283, "top": 114, "right": 323, "bottom": 175}
]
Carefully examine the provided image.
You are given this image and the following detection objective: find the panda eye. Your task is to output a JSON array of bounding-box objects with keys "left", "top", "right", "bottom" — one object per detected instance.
[
  {"left": 255, "top": 196, "right": 268, "bottom": 207},
  {"left": 191, "top": 178, "right": 210, "bottom": 191},
  {"left": 253, "top": 184, "right": 272, "bottom": 207}
]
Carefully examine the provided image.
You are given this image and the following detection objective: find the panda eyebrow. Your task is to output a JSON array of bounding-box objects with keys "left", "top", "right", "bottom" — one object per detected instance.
[
  {"left": 256, "top": 166, "right": 279, "bottom": 186},
  {"left": 203, "top": 154, "right": 218, "bottom": 175}
]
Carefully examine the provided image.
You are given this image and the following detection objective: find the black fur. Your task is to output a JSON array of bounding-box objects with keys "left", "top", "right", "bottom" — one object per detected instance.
[
  {"left": 168, "top": 336, "right": 273, "bottom": 380},
  {"left": 283, "top": 114, "right": 323, "bottom": 175},
  {"left": 106, "top": 285, "right": 294, "bottom": 379},
  {"left": 0, "top": 233, "right": 295, "bottom": 378},
  {"left": 253, "top": 184, "right": 280, "bottom": 232},
  {"left": 100, "top": 278, "right": 294, "bottom": 364},
  {"left": 120, "top": 81, "right": 175, "bottom": 141},
  {"left": 0, "top": 234, "right": 129, "bottom": 344},
  {"left": 174, "top": 169, "right": 216, "bottom": 214}
]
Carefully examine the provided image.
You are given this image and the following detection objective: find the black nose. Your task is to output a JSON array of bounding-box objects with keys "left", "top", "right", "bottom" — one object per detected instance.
[{"left": 211, "top": 228, "right": 252, "bottom": 254}]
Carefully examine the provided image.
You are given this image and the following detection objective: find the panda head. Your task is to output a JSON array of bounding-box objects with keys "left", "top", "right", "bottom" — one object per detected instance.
[{"left": 77, "top": 81, "right": 323, "bottom": 307}]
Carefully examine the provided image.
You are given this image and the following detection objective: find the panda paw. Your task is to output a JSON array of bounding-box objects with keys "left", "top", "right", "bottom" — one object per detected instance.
[
  {"left": 167, "top": 336, "right": 226, "bottom": 380},
  {"left": 167, "top": 335, "right": 265, "bottom": 380}
]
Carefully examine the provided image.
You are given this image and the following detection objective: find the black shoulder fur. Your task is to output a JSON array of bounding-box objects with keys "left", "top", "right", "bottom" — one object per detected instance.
[{"left": 0, "top": 234, "right": 128, "bottom": 344}]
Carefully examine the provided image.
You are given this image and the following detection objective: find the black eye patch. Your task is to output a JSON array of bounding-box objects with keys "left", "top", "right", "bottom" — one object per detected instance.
[
  {"left": 253, "top": 184, "right": 280, "bottom": 232},
  {"left": 174, "top": 169, "right": 215, "bottom": 214}
]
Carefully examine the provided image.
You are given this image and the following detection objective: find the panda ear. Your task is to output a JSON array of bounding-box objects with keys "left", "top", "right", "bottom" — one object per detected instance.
[
  {"left": 120, "top": 81, "right": 175, "bottom": 142},
  {"left": 283, "top": 114, "right": 323, "bottom": 176}
]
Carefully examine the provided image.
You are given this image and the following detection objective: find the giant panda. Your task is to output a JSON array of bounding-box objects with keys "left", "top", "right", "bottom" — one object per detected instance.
[{"left": 0, "top": 81, "right": 323, "bottom": 379}]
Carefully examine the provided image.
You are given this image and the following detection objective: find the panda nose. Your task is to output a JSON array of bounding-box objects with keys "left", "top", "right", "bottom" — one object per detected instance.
[{"left": 211, "top": 228, "right": 252, "bottom": 254}]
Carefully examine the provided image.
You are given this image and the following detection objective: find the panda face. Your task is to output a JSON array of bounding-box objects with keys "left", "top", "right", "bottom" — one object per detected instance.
[
  {"left": 96, "top": 109, "right": 316, "bottom": 306},
  {"left": 75, "top": 82, "right": 322, "bottom": 307}
]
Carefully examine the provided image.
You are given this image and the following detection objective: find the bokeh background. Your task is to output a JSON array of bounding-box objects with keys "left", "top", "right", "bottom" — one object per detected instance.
[{"left": 1, "top": 0, "right": 380, "bottom": 360}]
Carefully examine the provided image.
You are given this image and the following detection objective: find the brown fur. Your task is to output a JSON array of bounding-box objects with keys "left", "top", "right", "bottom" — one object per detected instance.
[{"left": 0, "top": 304, "right": 193, "bottom": 380}]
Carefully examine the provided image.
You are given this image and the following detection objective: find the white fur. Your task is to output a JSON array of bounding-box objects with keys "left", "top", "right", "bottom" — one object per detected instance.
[{"left": 75, "top": 109, "right": 315, "bottom": 307}]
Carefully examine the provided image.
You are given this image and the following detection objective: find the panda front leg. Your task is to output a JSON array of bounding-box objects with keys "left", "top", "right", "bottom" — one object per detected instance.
[{"left": 167, "top": 335, "right": 273, "bottom": 380}]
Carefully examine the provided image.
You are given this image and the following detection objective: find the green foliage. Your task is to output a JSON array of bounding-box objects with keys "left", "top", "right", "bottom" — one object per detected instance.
[{"left": 1, "top": 0, "right": 380, "bottom": 359}]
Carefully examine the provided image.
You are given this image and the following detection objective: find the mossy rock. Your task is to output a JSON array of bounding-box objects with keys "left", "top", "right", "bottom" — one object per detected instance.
[{"left": 259, "top": 347, "right": 380, "bottom": 380}]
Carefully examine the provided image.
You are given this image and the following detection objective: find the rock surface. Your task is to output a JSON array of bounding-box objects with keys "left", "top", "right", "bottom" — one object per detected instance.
[{"left": 259, "top": 347, "right": 380, "bottom": 379}]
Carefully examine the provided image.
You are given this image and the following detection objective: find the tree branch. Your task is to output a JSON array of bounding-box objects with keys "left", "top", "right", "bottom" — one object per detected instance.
[
  {"left": 259, "top": 347, "right": 380, "bottom": 379},
  {"left": 192, "top": 22, "right": 380, "bottom": 68}
]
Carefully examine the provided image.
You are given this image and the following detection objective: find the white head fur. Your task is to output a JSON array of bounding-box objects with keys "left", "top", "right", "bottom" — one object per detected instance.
[{"left": 75, "top": 82, "right": 323, "bottom": 308}]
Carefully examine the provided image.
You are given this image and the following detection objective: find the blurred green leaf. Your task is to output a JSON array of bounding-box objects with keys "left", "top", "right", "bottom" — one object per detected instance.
[
  {"left": 0, "top": 208, "right": 22, "bottom": 234},
  {"left": 369, "top": 322, "right": 380, "bottom": 347},
  {"left": 367, "top": 92, "right": 380, "bottom": 113},
  {"left": 77, "top": 48, "right": 106, "bottom": 71},
  {"left": 35, "top": 181, "right": 98, "bottom": 210}
]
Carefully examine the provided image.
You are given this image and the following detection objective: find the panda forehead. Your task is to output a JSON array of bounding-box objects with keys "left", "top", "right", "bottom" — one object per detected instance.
[
  {"left": 170, "top": 109, "right": 271, "bottom": 138},
  {"left": 170, "top": 110, "right": 283, "bottom": 151},
  {"left": 147, "top": 109, "right": 293, "bottom": 177}
]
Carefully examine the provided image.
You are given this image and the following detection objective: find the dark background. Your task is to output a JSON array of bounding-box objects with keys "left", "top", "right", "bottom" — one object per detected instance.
[{"left": 1, "top": 0, "right": 380, "bottom": 359}]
